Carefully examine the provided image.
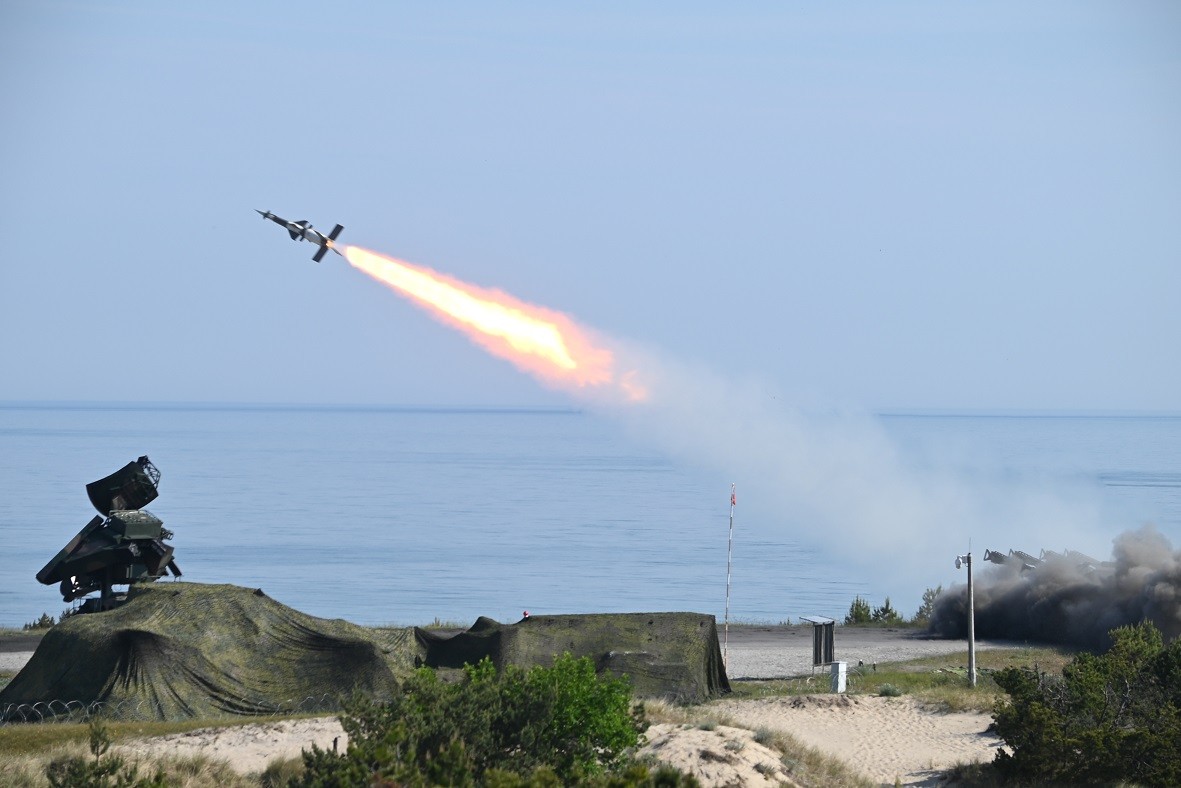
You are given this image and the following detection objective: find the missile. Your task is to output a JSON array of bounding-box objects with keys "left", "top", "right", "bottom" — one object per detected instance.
[{"left": 256, "top": 210, "right": 343, "bottom": 262}]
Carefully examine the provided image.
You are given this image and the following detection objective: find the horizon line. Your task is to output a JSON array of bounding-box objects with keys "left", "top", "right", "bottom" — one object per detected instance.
[{"left": 1, "top": 399, "right": 1179, "bottom": 419}]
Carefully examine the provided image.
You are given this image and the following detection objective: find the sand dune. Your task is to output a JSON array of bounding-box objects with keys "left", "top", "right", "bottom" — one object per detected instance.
[
  {"left": 711, "top": 694, "right": 1002, "bottom": 786},
  {"left": 118, "top": 718, "right": 347, "bottom": 775},
  {"left": 639, "top": 724, "right": 798, "bottom": 787}
]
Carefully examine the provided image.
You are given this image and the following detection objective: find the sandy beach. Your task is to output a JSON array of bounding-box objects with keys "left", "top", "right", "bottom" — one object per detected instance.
[
  {"left": 116, "top": 717, "right": 349, "bottom": 775},
  {"left": 3, "top": 626, "right": 1013, "bottom": 786},
  {"left": 721, "top": 623, "right": 1021, "bottom": 679}
]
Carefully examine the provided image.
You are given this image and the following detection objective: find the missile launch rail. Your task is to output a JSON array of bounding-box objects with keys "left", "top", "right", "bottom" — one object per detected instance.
[{"left": 36, "top": 456, "right": 181, "bottom": 613}]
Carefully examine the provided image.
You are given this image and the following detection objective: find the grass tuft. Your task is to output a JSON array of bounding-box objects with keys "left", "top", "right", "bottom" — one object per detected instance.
[
  {"left": 420, "top": 617, "right": 468, "bottom": 630},
  {"left": 0, "top": 746, "right": 255, "bottom": 788},
  {"left": 0, "top": 713, "right": 330, "bottom": 759},
  {"left": 260, "top": 755, "right": 306, "bottom": 787},
  {"left": 145, "top": 753, "right": 255, "bottom": 788},
  {"left": 753, "top": 760, "right": 777, "bottom": 776}
]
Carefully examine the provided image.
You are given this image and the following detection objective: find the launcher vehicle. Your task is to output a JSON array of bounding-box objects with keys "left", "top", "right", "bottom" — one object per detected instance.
[
  {"left": 983, "top": 546, "right": 1110, "bottom": 575},
  {"left": 36, "top": 456, "right": 180, "bottom": 613}
]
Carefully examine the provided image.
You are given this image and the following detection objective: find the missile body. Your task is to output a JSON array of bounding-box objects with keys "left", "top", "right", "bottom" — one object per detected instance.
[{"left": 256, "top": 210, "right": 343, "bottom": 262}]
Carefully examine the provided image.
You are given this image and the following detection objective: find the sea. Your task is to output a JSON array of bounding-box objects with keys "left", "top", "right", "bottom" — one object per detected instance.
[{"left": 0, "top": 403, "right": 1178, "bottom": 629}]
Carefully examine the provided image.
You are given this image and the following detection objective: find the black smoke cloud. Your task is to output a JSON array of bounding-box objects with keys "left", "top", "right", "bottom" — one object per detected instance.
[{"left": 929, "top": 525, "right": 1181, "bottom": 649}]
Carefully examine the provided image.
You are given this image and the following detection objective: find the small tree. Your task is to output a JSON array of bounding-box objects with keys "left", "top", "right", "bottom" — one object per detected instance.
[
  {"left": 23, "top": 612, "right": 55, "bottom": 630},
  {"left": 844, "top": 596, "right": 872, "bottom": 625},
  {"left": 871, "top": 597, "right": 903, "bottom": 626},
  {"left": 910, "top": 586, "right": 942, "bottom": 627}
]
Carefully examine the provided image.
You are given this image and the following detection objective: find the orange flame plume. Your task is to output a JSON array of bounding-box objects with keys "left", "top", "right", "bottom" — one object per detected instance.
[{"left": 344, "top": 245, "right": 645, "bottom": 400}]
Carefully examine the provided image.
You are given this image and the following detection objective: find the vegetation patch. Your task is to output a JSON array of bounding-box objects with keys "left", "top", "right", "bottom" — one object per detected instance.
[
  {"left": 294, "top": 654, "right": 672, "bottom": 786},
  {"left": 990, "top": 621, "right": 1181, "bottom": 786},
  {"left": 842, "top": 586, "right": 943, "bottom": 627}
]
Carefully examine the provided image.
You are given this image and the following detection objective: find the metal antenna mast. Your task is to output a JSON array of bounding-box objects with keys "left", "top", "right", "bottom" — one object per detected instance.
[
  {"left": 955, "top": 539, "right": 977, "bottom": 688},
  {"left": 724, "top": 483, "right": 736, "bottom": 669}
]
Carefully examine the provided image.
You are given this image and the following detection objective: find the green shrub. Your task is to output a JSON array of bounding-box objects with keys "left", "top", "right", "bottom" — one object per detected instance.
[
  {"left": 991, "top": 621, "right": 1181, "bottom": 786},
  {"left": 871, "top": 597, "right": 903, "bottom": 626},
  {"left": 844, "top": 596, "right": 872, "bottom": 625},
  {"left": 480, "top": 762, "right": 697, "bottom": 787},
  {"left": 878, "top": 684, "right": 904, "bottom": 697},
  {"left": 752, "top": 727, "right": 775, "bottom": 746},
  {"left": 295, "top": 654, "right": 649, "bottom": 786}
]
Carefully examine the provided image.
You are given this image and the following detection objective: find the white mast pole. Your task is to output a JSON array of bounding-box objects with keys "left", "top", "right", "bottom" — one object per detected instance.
[
  {"left": 967, "top": 543, "right": 977, "bottom": 688},
  {"left": 724, "top": 483, "right": 736, "bottom": 670},
  {"left": 955, "top": 540, "right": 977, "bottom": 688}
]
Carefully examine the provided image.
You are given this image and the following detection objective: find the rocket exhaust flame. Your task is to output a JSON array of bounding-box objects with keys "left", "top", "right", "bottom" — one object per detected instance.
[{"left": 343, "top": 245, "right": 645, "bottom": 400}]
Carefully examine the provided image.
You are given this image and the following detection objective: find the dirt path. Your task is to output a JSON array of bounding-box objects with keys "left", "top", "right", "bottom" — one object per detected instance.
[{"left": 711, "top": 694, "right": 1003, "bottom": 786}]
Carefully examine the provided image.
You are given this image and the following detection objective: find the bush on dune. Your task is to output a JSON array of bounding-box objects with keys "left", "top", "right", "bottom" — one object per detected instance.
[
  {"left": 991, "top": 621, "right": 1181, "bottom": 786},
  {"left": 293, "top": 653, "right": 695, "bottom": 786}
]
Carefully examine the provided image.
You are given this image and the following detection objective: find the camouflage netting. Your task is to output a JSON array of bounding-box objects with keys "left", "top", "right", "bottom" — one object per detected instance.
[
  {"left": 415, "top": 612, "right": 731, "bottom": 703},
  {"left": 0, "top": 583, "right": 414, "bottom": 721},
  {"left": 2, "top": 584, "right": 729, "bottom": 722}
]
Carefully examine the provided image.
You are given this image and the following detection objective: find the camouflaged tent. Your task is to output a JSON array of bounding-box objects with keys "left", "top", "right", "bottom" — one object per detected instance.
[
  {"left": 2, "top": 584, "right": 728, "bottom": 722},
  {"left": 0, "top": 583, "right": 413, "bottom": 721},
  {"left": 415, "top": 612, "right": 730, "bottom": 703}
]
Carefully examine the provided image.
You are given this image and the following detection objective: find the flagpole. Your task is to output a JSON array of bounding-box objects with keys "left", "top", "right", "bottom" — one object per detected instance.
[{"left": 724, "top": 483, "right": 736, "bottom": 670}]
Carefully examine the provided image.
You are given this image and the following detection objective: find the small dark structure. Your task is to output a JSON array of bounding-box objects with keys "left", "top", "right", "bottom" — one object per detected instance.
[
  {"left": 36, "top": 456, "right": 181, "bottom": 612},
  {"left": 802, "top": 615, "right": 835, "bottom": 667}
]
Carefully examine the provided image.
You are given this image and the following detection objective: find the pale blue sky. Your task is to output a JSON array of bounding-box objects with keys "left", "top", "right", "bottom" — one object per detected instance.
[{"left": 2, "top": 2, "right": 1178, "bottom": 411}]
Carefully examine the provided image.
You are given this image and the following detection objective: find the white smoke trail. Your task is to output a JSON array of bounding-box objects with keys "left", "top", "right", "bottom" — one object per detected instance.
[
  {"left": 346, "top": 242, "right": 1130, "bottom": 618},
  {"left": 584, "top": 344, "right": 1112, "bottom": 612}
]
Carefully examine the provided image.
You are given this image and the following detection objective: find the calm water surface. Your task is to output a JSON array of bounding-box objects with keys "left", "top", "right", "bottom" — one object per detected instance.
[{"left": 0, "top": 405, "right": 1177, "bottom": 628}]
